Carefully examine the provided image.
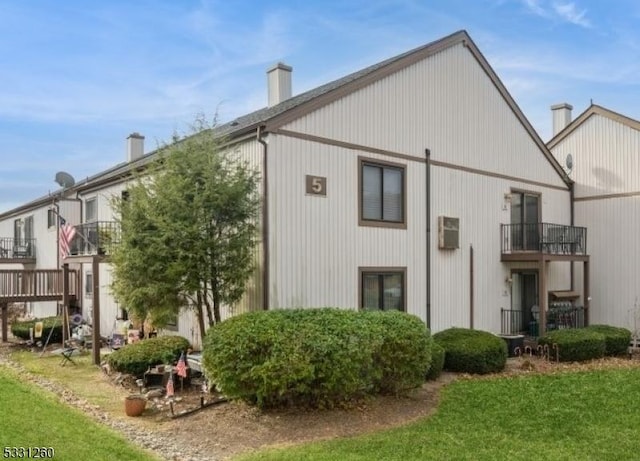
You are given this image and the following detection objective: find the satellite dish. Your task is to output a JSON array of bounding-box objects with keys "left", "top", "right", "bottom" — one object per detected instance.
[
  {"left": 54, "top": 171, "right": 76, "bottom": 189},
  {"left": 565, "top": 154, "right": 573, "bottom": 171}
]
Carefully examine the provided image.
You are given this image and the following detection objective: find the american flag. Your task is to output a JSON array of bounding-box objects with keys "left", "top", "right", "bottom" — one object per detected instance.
[
  {"left": 175, "top": 352, "right": 188, "bottom": 378},
  {"left": 59, "top": 217, "right": 76, "bottom": 261},
  {"left": 166, "top": 372, "right": 174, "bottom": 397}
]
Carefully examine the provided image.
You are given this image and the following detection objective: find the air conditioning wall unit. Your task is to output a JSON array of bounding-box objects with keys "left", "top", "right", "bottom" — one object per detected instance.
[{"left": 438, "top": 216, "right": 459, "bottom": 250}]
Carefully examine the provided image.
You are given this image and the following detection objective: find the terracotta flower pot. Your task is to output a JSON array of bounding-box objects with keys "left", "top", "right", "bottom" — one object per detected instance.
[{"left": 124, "top": 395, "right": 146, "bottom": 417}]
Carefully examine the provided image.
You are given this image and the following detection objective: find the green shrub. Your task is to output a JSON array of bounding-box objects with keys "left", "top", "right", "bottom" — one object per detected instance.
[
  {"left": 426, "top": 340, "right": 445, "bottom": 381},
  {"left": 585, "top": 325, "right": 631, "bottom": 356},
  {"left": 433, "top": 328, "right": 507, "bottom": 374},
  {"left": 363, "top": 311, "right": 432, "bottom": 394},
  {"left": 11, "top": 316, "right": 63, "bottom": 344},
  {"left": 106, "top": 335, "right": 190, "bottom": 377},
  {"left": 538, "top": 328, "right": 605, "bottom": 362},
  {"left": 202, "top": 308, "right": 431, "bottom": 408}
]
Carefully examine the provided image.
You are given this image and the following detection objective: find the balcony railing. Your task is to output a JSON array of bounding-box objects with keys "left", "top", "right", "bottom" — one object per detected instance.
[
  {"left": 0, "top": 237, "right": 36, "bottom": 260},
  {"left": 69, "top": 221, "right": 120, "bottom": 256},
  {"left": 501, "top": 305, "right": 586, "bottom": 337},
  {"left": 0, "top": 269, "right": 78, "bottom": 302},
  {"left": 501, "top": 223, "right": 587, "bottom": 256}
]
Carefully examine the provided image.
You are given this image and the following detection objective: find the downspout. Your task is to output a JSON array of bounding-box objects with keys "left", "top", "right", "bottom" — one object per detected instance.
[
  {"left": 257, "top": 126, "right": 270, "bottom": 310},
  {"left": 425, "top": 148, "right": 431, "bottom": 329}
]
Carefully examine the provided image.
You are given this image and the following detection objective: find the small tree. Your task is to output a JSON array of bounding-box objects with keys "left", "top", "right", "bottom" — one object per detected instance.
[{"left": 110, "top": 117, "right": 261, "bottom": 338}]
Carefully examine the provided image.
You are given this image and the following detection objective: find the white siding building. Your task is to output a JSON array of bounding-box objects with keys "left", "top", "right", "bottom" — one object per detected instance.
[
  {"left": 0, "top": 30, "right": 586, "bottom": 348},
  {"left": 548, "top": 104, "right": 640, "bottom": 331}
]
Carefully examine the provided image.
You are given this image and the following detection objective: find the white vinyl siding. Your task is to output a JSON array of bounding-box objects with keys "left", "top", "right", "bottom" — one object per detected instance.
[{"left": 550, "top": 110, "right": 640, "bottom": 329}]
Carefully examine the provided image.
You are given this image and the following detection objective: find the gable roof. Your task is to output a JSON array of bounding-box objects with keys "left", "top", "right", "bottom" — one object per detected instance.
[
  {"left": 548, "top": 104, "right": 640, "bottom": 149},
  {"left": 1, "top": 30, "right": 571, "bottom": 220}
]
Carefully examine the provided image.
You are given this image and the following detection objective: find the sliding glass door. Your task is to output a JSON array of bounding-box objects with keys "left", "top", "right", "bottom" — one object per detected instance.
[{"left": 510, "top": 192, "right": 540, "bottom": 251}]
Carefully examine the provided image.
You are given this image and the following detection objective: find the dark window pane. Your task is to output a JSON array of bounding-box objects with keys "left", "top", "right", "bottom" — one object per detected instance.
[
  {"left": 382, "top": 274, "right": 403, "bottom": 310},
  {"left": 362, "top": 165, "right": 381, "bottom": 220},
  {"left": 362, "top": 274, "right": 380, "bottom": 310},
  {"left": 383, "top": 168, "right": 402, "bottom": 222}
]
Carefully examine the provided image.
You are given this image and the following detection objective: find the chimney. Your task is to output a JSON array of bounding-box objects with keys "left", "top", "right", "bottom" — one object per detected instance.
[
  {"left": 127, "top": 132, "right": 145, "bottom": 162},
  {"left": 267, "top": 62, "right": 292, "bottom": 107},
  {"left": 551, "top": 103, "right": 573, "bottom": 137}
]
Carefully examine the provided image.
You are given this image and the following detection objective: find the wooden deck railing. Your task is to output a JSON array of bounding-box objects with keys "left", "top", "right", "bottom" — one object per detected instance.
[{"left": 0, "top": 269, "right": 78, "bottom": 302}]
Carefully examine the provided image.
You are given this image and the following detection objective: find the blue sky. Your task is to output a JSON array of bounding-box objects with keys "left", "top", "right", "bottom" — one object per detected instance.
[{"left": 1, "top": 0, "right": 639, "bottom": 213}]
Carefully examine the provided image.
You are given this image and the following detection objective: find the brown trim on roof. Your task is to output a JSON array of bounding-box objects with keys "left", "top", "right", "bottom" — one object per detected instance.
[
  {"left": 548, "top": 104, "right": 640, "bottom": 149},
  {"left": 272, "top": 128, "right": 568, "bottom": 191},
  {"left": 265, "top": 31, "right": 570, "bottom": 187},
  {"left": 461, "top": 38, "right": 571, "bottom": 185},
  {"left": 574, "top": 190, "right": 640, "bottom": 202},
  {"left": 265, "top": 32, "right": 463, "bottom": 130},
  {"left": 272, "top": 128, "right": 422, "bottom": 164},
  {"left": 430, "top": 160, "right": 568, "bottom": 191}
]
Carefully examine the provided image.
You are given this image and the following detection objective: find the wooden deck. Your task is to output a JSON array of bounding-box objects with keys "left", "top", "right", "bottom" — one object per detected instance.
[{"left": 0, "top": 269, "right": 78, "bottom": 303}]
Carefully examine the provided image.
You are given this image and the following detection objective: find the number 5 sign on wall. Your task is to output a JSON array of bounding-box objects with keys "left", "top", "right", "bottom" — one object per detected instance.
[{"left": 305, "top": 175, "right": 327, "bottom": 196}]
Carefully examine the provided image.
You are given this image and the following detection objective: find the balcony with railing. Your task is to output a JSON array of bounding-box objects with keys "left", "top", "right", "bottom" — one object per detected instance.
[
  {"left": 501, "top": 223, "right": 587, "bottom": 261},
  {"left": 0, "top": 237, "right": 36, "bottom": 263},
  {"left": 69, "top": 221, "right": 120, "bottom": 257},
  {"left": 501, "top": 304, "right": 586, "bottom": 337}
]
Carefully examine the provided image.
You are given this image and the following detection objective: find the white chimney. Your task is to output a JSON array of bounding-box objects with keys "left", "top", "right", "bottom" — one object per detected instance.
[
  {"left": 127, "top": 132, "right": 145, "bottom": 162},
  {"left": 551, "top": 103, "right": 573, "bottom": 137},
  {"left": 267, "top": 62, "right": 292, "bottom": 107}
]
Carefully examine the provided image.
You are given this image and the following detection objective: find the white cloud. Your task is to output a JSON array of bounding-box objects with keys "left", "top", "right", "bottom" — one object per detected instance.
[
  {"left": 521, "top": 0, "right": 591, "bottom": 28},
  {"left": 523, "top": 0, "right": 549, "bottom": 17},
  {"left": 552, "top": 2, "right": 591, "bottom": 28}
]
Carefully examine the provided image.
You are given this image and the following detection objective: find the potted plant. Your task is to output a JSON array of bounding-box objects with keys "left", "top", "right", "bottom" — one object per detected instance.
[{"left": 124, "top": 394, "right": 146, "bottom": 417}]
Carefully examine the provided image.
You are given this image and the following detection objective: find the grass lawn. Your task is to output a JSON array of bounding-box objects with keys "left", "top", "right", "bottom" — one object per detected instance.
[
  {"left": 0, "top": 365, "right": 158, "bottom": 461},
  {"left": 238, "top": 368, "right": 640, "bottom": 461},
  {"left": 10, "top": 349, "right": 129, "bottom": 415}
]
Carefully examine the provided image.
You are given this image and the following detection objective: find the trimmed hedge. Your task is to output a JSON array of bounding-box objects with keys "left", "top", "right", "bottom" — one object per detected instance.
[
  {"left": 586, "top": 325, "right": 631, "bottom": 356},
  {"left": 106, "top": 335, "right": 190, "bottom": 377},
  {"left": 426, "top": 340, "right": 445, "bottom": 381},
  {"left": 202, "top": 308, "right": 432, "bottom": 408},
  {"left": 538, "top": 328, "right": 605, "bottom": 362},
  {"left": 433, "top": 328, "right": 507, "bottom": 374},
  {"left": 11, "top": 316, "right": 63, "bottom": 344}
]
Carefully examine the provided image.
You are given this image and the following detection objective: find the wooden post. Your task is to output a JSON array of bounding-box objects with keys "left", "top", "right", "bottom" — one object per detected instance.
[
  {"left": 583, "top": 259, "right": 590, "bottom": 326},
  {"left": 91, "top": 256, "right": 101, "bottom": 366},
  {"left": 62, "top": 264, "right": 70, "bottom": 344},
  {"left": 538, "top": 259, "right": 548, "bottom": 337},
  {"left": 1, "top": 302, "right": 8, "bottom": 343}
]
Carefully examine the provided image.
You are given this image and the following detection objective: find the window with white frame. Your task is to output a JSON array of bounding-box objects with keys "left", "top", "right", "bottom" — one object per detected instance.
[
  {"left": 47, "top": 209, "right": 57, "bottom": 228},
  {"left": 85, "top": 272, "right": 93, "bottom": 298},
  {"left": 85, "top": 198, "right": 97, "bottom": 222}
]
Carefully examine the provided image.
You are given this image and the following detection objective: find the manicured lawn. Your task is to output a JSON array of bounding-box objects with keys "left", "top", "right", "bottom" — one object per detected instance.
[
  {"left": 238, "top": 368, "right": 640, "bottom": 460},
  {"left": 0, "top": 366, "right": 157, "bottom": 461}
]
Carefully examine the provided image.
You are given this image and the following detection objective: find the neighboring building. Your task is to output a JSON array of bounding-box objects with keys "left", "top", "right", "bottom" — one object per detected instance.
[
  {"left": 0, "top": 30, "right": 588, "bottom": 348},
  {"left": 548, "top": 103, "right": 640, "bottom": 332}
]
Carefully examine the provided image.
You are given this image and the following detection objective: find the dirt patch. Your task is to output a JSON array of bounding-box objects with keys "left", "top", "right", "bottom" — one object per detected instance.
[{"left": 149, "top": 373, "right": 457, "bottom": 459}]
